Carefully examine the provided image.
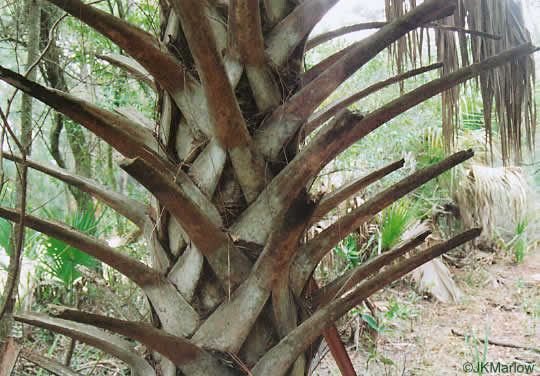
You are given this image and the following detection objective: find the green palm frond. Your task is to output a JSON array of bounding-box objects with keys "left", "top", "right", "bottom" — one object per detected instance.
[
  {"left": 378, "top": 200, "right": 417, "bottom": 252},
  {"left": 0, "top": 218, "right": 13, "bottom": 256},
  {"left": 38, "top": 203, "right": 105, "bottom": 289}
]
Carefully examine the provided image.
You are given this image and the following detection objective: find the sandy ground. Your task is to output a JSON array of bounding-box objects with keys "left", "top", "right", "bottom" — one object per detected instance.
[{"left": 312, "top": 249, "right": 540, "bottom": 376}]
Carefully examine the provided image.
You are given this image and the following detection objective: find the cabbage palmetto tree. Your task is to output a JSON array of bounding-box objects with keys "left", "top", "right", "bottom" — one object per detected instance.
[{"left": 0, "top": 0, "right": 536, "bottom": 375}]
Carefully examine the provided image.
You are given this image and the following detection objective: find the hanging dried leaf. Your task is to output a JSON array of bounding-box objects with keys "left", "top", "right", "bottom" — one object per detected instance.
[{"left": 386, "top": 0, "right": 536, "bottom": 162}]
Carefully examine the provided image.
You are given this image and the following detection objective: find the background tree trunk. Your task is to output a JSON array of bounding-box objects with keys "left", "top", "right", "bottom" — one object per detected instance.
[
  {"left": 0, "top": 0, "right": 40, "bottom": 339},
  {"left": 39, "top": 3, "right": 94, "bottom": 212}
]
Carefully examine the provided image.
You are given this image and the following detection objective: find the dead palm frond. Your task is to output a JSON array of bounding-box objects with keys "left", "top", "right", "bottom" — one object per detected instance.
[
  {"left": 455, "top": 164, "right": 529, "bottom": 238},
  {"left": 387, "top": 0, "right": 536, "bottom": 162},
  {"left": 411, "top": 257, "right": 462, "bottom": 303},
  {"left": 385, "top": 0, "right": 426, "bottom": 93},
  {"left": 404, "top": 222, "right": 462, "bottom": 304}
]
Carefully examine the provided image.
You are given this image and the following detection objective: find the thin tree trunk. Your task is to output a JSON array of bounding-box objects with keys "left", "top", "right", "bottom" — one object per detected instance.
[
  {"left": 40, "top": 3, "right": 93, "bottom": 212},
  {"left": 0, "top": 0, "right": 40, "bottom": 339}
]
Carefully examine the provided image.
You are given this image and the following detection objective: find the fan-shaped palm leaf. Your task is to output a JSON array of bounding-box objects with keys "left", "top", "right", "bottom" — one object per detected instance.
[{"left": 38, "top": 204, "right": 105, "bottom": 289}]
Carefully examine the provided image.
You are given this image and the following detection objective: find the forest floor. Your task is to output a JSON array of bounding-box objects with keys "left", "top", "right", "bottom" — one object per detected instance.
[{"left": 313, "top": 247, "right": 540, "bottom": 376}]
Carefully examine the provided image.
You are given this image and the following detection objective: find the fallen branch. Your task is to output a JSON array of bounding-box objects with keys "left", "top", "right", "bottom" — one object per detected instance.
[
  {"left": 19, "top": 348, "right": 84, "bottom": 376},
  {"left": 451, "top": 329, "right": 540, "bottom": 354}
]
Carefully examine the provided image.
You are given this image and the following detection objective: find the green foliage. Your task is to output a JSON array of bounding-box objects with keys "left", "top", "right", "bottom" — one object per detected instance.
[
  {"left": 385, "top": 296, "right": 420, "bottom": 321},
  {"left": 0, "top": 185, "right": 14, "bottom": 258},
  {"left": 0, "top": 218, "right": 12, "bottom": 258},
  {"left": 416, "top": 125, "right": 446, "bottom": 166},
  {"left": 461, "top": 107, "right": 485, "bottom": 131},
  {"left": 366, "top": 348, "right": 396, "bottom": 371},
  {"left": 377, "top": 200, "right": 416, "bottom": 252},
  {"left": 38, "top": 203, "right": 105, "bottom": 291},
  {"left": 361, "top": 313, "right": 388, "bottom": 333},
  {"left": 496, "top": 220, "right": 529, "bottom": 263},
  {"left": 513, "top": 221, "right": 527, "bottom": 263},
  {"left": 125, "top": 0, "right": 159, "bottom": 34},
  {"left": 466, "top": 321, "right": 489, "bottom": 375},
  {"left": 0, "top": 186, "right": 40, "bottom": 263},
  {"left": 334, "top": 232, "right": 379, "bottom": 268},
  {"left": 356, "top": 293, "right": 420, "bottom": 344},
  {"left": 460, "top": 87, "right": 486, "bottom": 130},
  {"left": 333, "top": 233, "right": 359, "bottom": 268}
]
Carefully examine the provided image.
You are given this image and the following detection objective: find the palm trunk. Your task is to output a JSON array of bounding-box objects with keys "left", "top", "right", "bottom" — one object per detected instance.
[{"left": 0, "top": 0, "right": 535, "bottom": 375}]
